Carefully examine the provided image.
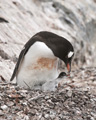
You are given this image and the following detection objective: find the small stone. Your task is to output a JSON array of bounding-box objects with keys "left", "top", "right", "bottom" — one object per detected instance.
[
  {"left": 16, "top": 111, "right": 23, "bottom": 116},
  {"left": 6, "top": 101, "right": 14, "bottom": 106},
  {"left": 22, "top": 102, "right": 27, "bottom": 106},
  {"left": 40, "top": 117, "right": 45, "bottom": 120},
  {"left": 67, "top": 90, "right": 72, "bottom": 97},
  {"left": 44, "top": 114, "right": 50, "bottom": 119},
  {"left": 91, "top": 112, "right": 96, "bottom": 118},
  {"left": 50, "top": 110, "right": 56, "bottom": 119},
  {"left": 90, "top": 117, "right": 95, "bottom": 120},
  {"left": 54, "top": 117, "right": 59, "bottom": 120},
  {"left": 50, "top": 114, "right": 56, "bottom": 119},
  {"left": 1, "top": 105, "right": 8, "bottom": 110},
  {"left": 23, "top": 115, "right": 29, "bottom": 120},
  {"left": 45, "top": 96, "right": 50, "bottom": 100},
  {"left": 0, "top": 110, "right": 4, "bottom": 115}
]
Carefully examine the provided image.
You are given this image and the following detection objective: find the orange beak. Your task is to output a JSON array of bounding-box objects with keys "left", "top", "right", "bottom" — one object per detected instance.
[{"left": 67, "top": 63, "right": 71, "bottom": 73}]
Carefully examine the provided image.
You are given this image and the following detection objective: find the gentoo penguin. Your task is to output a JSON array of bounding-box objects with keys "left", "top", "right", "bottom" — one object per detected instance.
[{"left": 10, "top": 31, "right": 74, "bottom": 88}]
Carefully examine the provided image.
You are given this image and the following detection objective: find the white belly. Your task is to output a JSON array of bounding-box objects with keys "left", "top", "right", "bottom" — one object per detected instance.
[{"left": 16, "top": 42, "right": 59, "bottom": 88}]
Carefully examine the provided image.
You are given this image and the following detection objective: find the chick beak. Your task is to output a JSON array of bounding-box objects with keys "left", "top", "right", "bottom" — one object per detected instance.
[{"left": 67, "top": 62, "right": 71, "bottom": 73}]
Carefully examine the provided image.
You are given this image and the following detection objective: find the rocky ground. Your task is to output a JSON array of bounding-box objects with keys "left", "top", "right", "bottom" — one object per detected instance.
[
  {"left": 0, "top": 67, "right": 96, "bottom": 120},
  {"left": 0, "top": 0, "right": 96, "bottom": 119},
  {"left": 0, "top": 0, "right": 96, "bottom": 80}
]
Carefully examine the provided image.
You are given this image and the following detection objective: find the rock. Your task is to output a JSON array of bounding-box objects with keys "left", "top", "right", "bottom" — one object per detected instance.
[
  {"left": 44, "top": 114, "right": 50, "bottom": 119},
  {"left": 6, "top": 101, "right": 14, "bottom": 107},
  {"left": 1, "top": 105, "right": 8, "bottom": 110},
  {"left": 23, "top": 115, "right": 29, "bottom": 120},
  {"left": 67, "top": 90, "right": 72, "bottom": 97},
  {"left": 0, "top": 17, "right": 9, "bottom": 23},
  {"left": 0, "top": 110, "right": 4, "bottom": 116}
]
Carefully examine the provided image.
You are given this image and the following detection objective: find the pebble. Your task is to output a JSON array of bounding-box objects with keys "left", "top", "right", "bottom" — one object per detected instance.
[
  {"left": 1, "top": 105, "right": 8, "bottom": 110},
  {"left": 6, "top": 101, "right": 14, "bottom": 106},
  {"left": 67, "top": 90, "right": 72, "bottom": 97},
  {"left": 23, "top": 115, "right": 29, "bottom": 120},
  {"left": 0, "top": 110, "right": 4, "bottom": 116},
  {"left": 44, "top": 114, "right": 50, "bottom": 119},
  {"left": 40, "top": 117, "right": 45, "bottom": 120}
]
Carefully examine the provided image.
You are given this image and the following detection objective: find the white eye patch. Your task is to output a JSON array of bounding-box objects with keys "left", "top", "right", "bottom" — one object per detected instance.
[{"left": 68, "top": 51, "right": 74, "bottom": 58}]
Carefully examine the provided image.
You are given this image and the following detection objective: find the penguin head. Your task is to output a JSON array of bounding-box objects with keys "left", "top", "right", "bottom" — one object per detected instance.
[
  {"left": 40, "top": 31, "right": 75, "bottom": 73},
  {"left": 63, "top": 50, "right": 74, "bottom": 73}
]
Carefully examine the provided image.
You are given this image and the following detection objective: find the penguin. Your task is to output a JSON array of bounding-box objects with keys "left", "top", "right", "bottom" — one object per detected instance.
[{"left": 10, "top": 31, "right": 74, "bottom": 89}]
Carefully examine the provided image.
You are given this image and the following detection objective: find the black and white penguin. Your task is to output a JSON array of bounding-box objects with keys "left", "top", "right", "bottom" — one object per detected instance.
[{"left": 10, "top": 31, "right": 74, "bottom": 88}]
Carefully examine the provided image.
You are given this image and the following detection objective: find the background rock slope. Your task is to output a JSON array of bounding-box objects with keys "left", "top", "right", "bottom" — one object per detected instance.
[{"left": 0, "top": 0, "right": 96, "bottom": 80}]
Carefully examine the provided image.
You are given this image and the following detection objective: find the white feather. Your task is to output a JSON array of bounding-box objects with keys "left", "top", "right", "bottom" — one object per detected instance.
[{"left": 16, "top": 42, "right": 59, "bottom": 88}]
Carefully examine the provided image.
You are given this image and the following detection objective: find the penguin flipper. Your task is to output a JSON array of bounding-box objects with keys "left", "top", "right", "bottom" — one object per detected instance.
[
  {"left": 10, "top": 47, "right": 26, "bottom": 81},
  {"left": 10, "top": 36, "right": 38, "bottom": 81}
]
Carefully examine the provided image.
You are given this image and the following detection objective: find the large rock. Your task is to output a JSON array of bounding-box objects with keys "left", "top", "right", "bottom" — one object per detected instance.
[{"left": 0, "top": 0, "right": 96, "bottom": 81}]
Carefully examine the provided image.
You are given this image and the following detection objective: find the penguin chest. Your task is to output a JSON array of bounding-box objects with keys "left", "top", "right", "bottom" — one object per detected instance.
[
  {"left": 16, "top": 42, "right": 59, "bottom": 88},
  {"left": 27, "top": 57, "right": 57, "bottom": 70}
]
